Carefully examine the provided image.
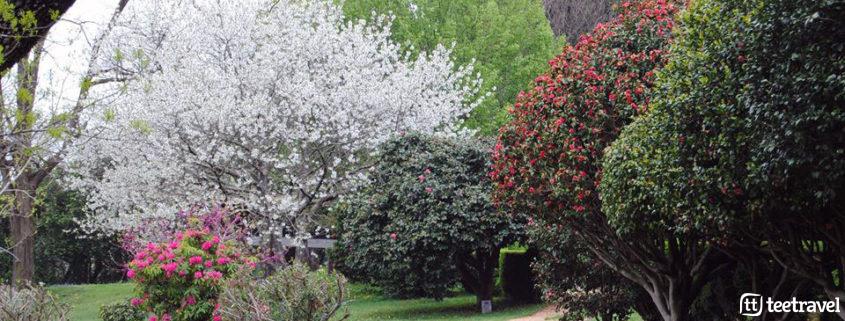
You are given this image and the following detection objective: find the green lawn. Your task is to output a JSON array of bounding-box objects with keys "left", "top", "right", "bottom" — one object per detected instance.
[
  {"left": 49, "top": 282, "right": 544, "bottom": 321},
  {"left": 49, "top": 283, "right": 136, "bottom": 321}
]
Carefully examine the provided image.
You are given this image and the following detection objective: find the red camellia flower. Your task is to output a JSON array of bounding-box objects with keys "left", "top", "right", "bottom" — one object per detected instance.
[{"left": 490, "top": 0, "right": 677, "bottom": 223}]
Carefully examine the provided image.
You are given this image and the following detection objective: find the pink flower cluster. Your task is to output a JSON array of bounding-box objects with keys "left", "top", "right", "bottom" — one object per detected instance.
[{"left": 126, "top": 227, "right": 255, "bottom": 321}]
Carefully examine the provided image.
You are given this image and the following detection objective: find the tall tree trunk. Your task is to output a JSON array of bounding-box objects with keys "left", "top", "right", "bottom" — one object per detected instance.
[
  {"left": 2, "top": 0, "right": 128, "bottom": 287},
  {"left": 10, "top": 180, "right": 36, "bottom": 283},
  {"left": 475, "top": 275, "right": 494, "bottom": 308}
]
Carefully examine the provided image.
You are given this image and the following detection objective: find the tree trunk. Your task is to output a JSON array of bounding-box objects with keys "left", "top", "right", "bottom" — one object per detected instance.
[
  {"left": 475, "top": 275, "right": 494, "bottom": 308},
  {"left": 11, "top": 181, "right": 36, "bottom": 284},
  {"left": 474, "top": 251, "right": 498, "bottom": 313},
  {"left": 633, "top": 290, "right": 663, "bottom": 321},
  {"left": 667, "top": 298, "right": 691, "bottom": 321},
  {"left": 456, "top": 256, "right": 478, "bottom": 294},
  {"left": 456, "top": 250, "right": 498, "bottom": 313},
  {"left": 643, "top": 281, "right": 692, "bottom": 321}
]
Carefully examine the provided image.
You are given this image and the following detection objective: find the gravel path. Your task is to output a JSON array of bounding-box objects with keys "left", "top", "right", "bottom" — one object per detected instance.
[{"left": 509, "top": 306, "right": 560, "bottom": 321}]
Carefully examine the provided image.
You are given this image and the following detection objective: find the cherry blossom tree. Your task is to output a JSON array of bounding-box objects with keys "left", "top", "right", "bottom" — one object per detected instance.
[{"left": 68, "top": 0, "right": 485, "bottom": 254}]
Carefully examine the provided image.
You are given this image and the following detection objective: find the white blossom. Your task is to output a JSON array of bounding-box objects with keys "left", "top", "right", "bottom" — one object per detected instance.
[{"left": 67, "top": 0, "right": 485, "bottom": 241}]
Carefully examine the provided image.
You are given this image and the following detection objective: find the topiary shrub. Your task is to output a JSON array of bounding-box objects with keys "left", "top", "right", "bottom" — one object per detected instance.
[
  {"left": 740, "top": 0, "right": 845, "bottom": 306},
  {"left": 601, "top": 0, "right": 845, "bottom": 317},
  {"left": 604, "top": 0, "right": 845, "bottom": 312},
  {"left": 217, "top": 263, "right": 348, "bottom": 321},
  {"left": 99, "top": 301, "right": 146, "bottom": 321},
  {"left": 126, "top": 228, "right": 254, "bottom": 321},
  {"left": 594, "top": 0, "right": 763, "bottom": 318},
  {"left": 336, "top": 132, "right": 526, "bottom": 311},
  {"left": 498, "top": 247, "right": 540, "bottom": 303},
  {"left": 0, "top": 283, "right": 69, "bottom": 321}
]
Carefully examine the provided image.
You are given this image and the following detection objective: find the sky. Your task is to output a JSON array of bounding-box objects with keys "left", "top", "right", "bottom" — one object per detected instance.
[
  {"left": 35, "top": 0, "right": 118, "bottom": 111},
  {"left": 0, "top": 0, "right": 117, "bottom": 194}
]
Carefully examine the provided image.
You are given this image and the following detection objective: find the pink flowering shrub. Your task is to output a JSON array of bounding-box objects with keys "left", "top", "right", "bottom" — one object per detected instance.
[{"left": 126, "top": 228, "right": 255, "bottom": 321}]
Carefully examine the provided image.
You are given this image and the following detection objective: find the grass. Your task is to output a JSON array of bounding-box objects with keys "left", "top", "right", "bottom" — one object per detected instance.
[
  {"left": 49, "top": 283, "right": 135, "bottom": 321},
  {"left": 50, "top": 282, "right": 544, "bottom": 321}
]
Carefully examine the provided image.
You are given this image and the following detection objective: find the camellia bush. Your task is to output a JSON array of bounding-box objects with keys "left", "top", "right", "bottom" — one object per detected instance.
[
  {"left": 489, "top": 0, "right": 679, "bottom": 319},
  {"left": 336, "top": 133, "right": 525, "bottom": 310},
  {"left": 126, "top": 228, "right": 255, "bottom": 321},
  {"left": 741, "top": 0, "right": 845, "bottom": 308},
  {"left": 602, "top": 0, "right": 845, "bottom": 318}
]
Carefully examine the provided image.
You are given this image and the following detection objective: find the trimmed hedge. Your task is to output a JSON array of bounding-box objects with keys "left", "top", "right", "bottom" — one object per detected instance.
[{"left": 498, "top": 247, "right": 540, "bottom": 303}]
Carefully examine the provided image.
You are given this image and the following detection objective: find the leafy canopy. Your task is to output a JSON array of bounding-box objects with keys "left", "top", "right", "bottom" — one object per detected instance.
[{"left": 343, "top": 0, "right": 563, "bottom": 135}]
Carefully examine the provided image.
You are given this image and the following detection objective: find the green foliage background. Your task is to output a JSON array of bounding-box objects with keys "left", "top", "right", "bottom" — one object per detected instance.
[
  {"left": 1, "top": 176, "right": 128, "bottom": 284},
  {"left": 343, "top": 0, "right": 563, "bottom": 135}
]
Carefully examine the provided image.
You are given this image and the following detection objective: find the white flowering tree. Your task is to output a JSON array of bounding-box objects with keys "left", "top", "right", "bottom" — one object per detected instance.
[{"left": 69, "top": 0, "right": 484, "bottom": 253}]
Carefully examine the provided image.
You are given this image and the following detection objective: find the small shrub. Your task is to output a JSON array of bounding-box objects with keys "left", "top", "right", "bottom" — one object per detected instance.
[
  {"left": 0, "top": 283, "right": 69, "bottom": 321},
  {"left": 99, "top": 301, "right": 146, "bottom": 321},
  {"left": 498, "top": 248, "right": 540, "bottom": 303},
  {"left": 217, "top": 263, "right": 348, "bottom": 321},
  {"left": 126, "top": 228, "right": 254, "bottom": 321}
]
